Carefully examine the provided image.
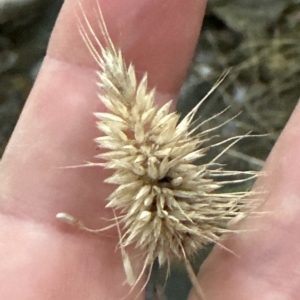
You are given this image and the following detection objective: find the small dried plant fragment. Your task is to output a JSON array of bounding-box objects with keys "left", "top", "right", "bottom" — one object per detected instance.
[{"left": 57, "top": 3, "right": 260, "bottom": 299}]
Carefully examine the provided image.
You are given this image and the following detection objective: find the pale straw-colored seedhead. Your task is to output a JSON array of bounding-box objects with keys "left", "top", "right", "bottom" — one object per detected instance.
[{"left": 57, "top": 2, "right": 261, "bottom": 299}]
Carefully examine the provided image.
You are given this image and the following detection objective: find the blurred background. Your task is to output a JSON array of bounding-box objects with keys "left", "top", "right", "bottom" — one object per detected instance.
[{"left": 0, "top": 0, "right": 299, "bottom": 299}]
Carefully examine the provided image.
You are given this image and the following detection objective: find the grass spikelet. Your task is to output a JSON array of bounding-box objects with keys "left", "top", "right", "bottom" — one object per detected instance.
[{"left": 57, "top": 2, "right": 261, "bottom": 299}]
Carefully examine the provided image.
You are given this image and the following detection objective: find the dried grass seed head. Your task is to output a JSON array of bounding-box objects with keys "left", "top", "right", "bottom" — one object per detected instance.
[
  {"left": 78, "top": 5, "right": 258, "bottom": 265},
  {"left": 57, "top": 3, "right": 261, "bottom": 298}
]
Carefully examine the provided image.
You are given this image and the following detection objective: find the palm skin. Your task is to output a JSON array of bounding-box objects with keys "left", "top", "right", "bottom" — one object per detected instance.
[{"left": 0, "top": 0, "right": 299, "bottom": 299}]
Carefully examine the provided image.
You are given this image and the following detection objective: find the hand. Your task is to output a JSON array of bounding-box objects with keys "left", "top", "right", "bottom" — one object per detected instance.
[
  {"left": 194, "top": 106, "right": 300, "bottom": 299},
  {"left": 0, "top": 0, "right": 205, "bottom": 299},
  {"left": 0, "top": 0, "right": 299, "bottom": 299}
]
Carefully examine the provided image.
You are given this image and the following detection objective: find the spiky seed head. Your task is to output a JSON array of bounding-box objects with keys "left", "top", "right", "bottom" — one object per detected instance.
[
  {"left": 81, "top": 28, "right": 258, "bottom": 268},
  {"left": 56, "top": 4, "right": 261, "bottom": 298}
]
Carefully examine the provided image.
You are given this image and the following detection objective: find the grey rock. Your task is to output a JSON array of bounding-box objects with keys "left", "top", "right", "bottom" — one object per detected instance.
[{"left": 208, "top": 0, "right": 289, "bottom": 35}]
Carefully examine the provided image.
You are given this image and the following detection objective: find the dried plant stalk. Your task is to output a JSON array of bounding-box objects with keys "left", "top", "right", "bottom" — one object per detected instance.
[{"left": 57, "top": 2, "right": 261, "bottom": 299}]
